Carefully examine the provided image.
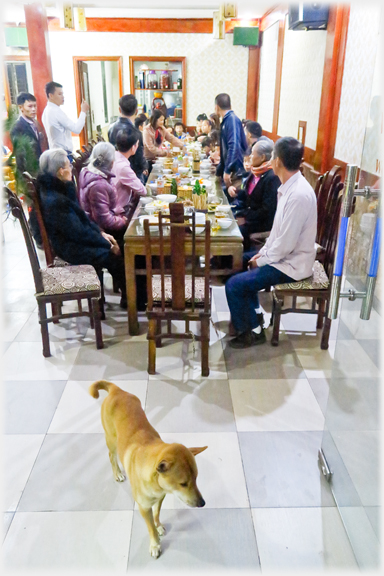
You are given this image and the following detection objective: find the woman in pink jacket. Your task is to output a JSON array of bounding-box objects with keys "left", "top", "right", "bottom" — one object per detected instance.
[
  {"left": 79, "top": 142, "right": 128, "bottom": 249},
  {"left": 112, "top": 130, "right": 147, "bottom": 210},
  {"left": 143, "top": 110, "right": 186, "bottom": 170}
]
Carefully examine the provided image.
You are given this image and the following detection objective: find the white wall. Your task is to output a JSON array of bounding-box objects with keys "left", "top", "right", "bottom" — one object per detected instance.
[
  {"left": 277, "top": 18, "right": 327, "bottom": 150},
  {"left": 334, "top": 4, "right": 381, "bottom": 166},
  {"left": 47, "top": 30, "right": 249, "bottom": 126},
  {"left": 257, "top": 21, "right": 279, "bottom": 133}
]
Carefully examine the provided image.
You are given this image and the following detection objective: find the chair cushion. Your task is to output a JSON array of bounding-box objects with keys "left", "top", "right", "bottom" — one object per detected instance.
[
  {"left": 275, "top": 260, "right": 329, "bottom": 291},
  {"left": 152, "top": 275, "right": 206, "bottom": 305},
  {"left": 40, "top": 265, "right": 101, "bottom": 296},
  {"left": 52, "top": 256, "right": 70, "bottom": 267}
]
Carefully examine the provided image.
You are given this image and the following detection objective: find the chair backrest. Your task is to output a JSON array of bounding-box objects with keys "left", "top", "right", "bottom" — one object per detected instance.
[
  {"left": 22, "top": 172, "right": 56, "bottom": 266},
  {"left": 4, "top": 187, "right": 44, "bottom": 293},
  {"left": 322, "top": 192, "right": 343, "bottom": 279},
  {"left": 316, "top": 165, "right": 343, "bottom": 246},
  {"left": 144, "top": 203, "right": 211, "bottom": 314}
]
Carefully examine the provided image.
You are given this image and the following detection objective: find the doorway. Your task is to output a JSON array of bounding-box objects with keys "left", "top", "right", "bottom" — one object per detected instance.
[{"left": 73, "top": 56, "right": 123, "bottom": 146}]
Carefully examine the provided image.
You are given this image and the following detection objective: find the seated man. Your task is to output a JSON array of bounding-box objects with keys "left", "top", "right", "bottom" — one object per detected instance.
[
  {"left": 228, "top": 138, "right": 280, "bottom": 250},
  {"left": 225, "top": 137, "right": 317, "bottom": 348}
]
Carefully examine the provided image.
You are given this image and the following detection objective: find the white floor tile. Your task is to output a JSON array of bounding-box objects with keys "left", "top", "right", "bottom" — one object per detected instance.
[
  {"left": 339, "top": 506, "right": 380, "bottom": 569},
  {"left": 3, "top": 511, "right": 133, "bottom": 571},
  {"left": 229, "top": 379, "right": 324, "bottom": 431},
  {"left": 4, "top": 435, "right": 45, "bottom": 512},
  {"left": 3, "top": 341, "right": 81, "bottom": 380},
  {"left": 252, "top": 507, "right": 358, "bottom": 571},
  {"left": 48, "top": 380, "right": 148, "bottom": 433},
  {"left": 2, "top": 312, "right": 32, "bottom": 341}
]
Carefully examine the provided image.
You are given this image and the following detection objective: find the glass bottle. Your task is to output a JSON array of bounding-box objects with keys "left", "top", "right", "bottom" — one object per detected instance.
[
  {"left": 147, "top": 71, "right": 158, "bottom": 89},
  {"left": 177, "top": 77, "right": 182, "bottom": 89}
]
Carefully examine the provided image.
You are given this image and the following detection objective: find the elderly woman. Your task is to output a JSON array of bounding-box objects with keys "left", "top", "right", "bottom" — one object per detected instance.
[
  {"left": 36, "top": 148, "right": 128, "bottom": 307},
  {"left": 228, "top": 138, "right": 281, "bottom": 251},
  {"left": 143, "top": 110, "right": 186, "bottom": 168},
  {"left": 79, "top": 142, "right": 128, "bottom": 248}
]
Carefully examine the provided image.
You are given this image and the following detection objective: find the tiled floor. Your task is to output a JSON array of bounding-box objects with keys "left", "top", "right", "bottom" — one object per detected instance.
[{"left": 3, "top": 214, "right": 378, "bottom": 572}]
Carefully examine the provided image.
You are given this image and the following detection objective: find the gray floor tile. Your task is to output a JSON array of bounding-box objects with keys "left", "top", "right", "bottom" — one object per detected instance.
[
  {"left": 4, "top": 380, "right": 67, "bottom": 434},
  {"left": 3, "top": 341, "right": 12, "bottom": 355},
  {"left": 364, "top": 506, "right": 380, "bottom": 541},
  {"left": 338, "top": 506, "right": 380, "bottom": 569},
  {"left": 308, "top": 378, "right": 330, "bottom": 415},
  {"left": 224, "top": 336, "right": 306, "bottom": 380},
  {"left": 145, "top": 379, "right": 236, "bottom": 432},
  {"left": 238, "top": 431, "right": 335, "bottom": 507},
  {"left": 17, "top": 434, "right": 135, "bottom": 512},
  {"left": 2, "top": 289, "right": 37, "bottom": 313},
  {"left": 3, "top": 513, "right": 14, "bottom": 541},
  {"left": 127, "top": 508, "right": 261, "bottom": 571},
  {"left": 357, "top": 338, "right": 380, "bottom": 368},
  {"left": 211, "top": 286, "right": 230, "bottom": 312}
]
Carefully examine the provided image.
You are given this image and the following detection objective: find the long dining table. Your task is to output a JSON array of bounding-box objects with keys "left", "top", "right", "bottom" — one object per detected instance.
[{"left": 124, "top": 174, "right": 243, "bottom": 335}]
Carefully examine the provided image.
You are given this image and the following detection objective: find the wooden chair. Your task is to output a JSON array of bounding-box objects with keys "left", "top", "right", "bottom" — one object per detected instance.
[
  {"left": 144, "top": 203, "right": 211, "bottom": 376},
  {"left": 270, "top": 191, "right": 342, "bottom": 350},
  {"left": 5, "top": 187, "right": 104, "bottom": 357}
]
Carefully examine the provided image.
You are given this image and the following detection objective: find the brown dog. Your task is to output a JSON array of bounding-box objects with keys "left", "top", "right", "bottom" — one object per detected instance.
[{"left": 89, "top": 380, "right": 207, "bottom": 558}]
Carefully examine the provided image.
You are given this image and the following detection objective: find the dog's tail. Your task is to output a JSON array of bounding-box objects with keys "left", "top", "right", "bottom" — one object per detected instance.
[{"left": 89, "top": 380, "right": 116, "bottom": 399}]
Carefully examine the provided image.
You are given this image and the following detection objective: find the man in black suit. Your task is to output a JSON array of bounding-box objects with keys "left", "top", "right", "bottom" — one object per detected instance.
[
  {"left": 10, "top": 92, "right": 45, "bottom": 245},
  {"left": 108, "top": 94, "right": 148, "bottom": 183}
]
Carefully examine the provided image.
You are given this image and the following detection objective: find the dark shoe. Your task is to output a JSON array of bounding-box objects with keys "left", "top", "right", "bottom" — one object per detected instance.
[
  {"left": 257, "top": 312, "right": 265, "bottom": 329},
  {"left": 228, "top": 329, "right": 266, "bottom": 349},
  {"left": 119, "top": 297, "right": 127, "bottom": 309}
]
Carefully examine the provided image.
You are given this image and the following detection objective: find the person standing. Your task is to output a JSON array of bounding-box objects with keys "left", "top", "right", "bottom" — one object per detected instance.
[
  {"left": 10, "top": 92, "right": 45, "bottom": 175},
  {"left": 214, "top": 93, "right": 247, "bottom": 192},
  {"left": 108, "top": 94, "right": 148, "bottom": 183},
  {"left": 225, "top": 137, "right": 317, "bottom": 348},
  {"left": 42, "top": 81, "right": 89, "bottom": 161}
]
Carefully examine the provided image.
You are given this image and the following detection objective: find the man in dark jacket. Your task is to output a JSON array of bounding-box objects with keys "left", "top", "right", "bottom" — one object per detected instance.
[
  {"left": 231, "top": 138, "right": 280, "bottom": 251},
  {"left": 108, "top": 94, "right": 148, "bottom": 183},
  {"left": 214, "top": 93, "right": 247, "bottom": 193}
]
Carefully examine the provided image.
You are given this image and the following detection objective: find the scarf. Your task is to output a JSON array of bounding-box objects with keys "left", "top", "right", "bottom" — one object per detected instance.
[
  {"left": 251, "top": 160, "right": 273, "bottom": 177},
  {"left": 155, "top": 128, "right": 163, "bottom": 146}
]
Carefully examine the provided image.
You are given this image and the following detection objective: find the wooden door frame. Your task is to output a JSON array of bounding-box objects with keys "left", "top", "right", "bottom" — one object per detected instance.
[
  {"left": 3, "top": 55, "right": 30, "bottom": 110},
  {"left": 73, "top": 56, "right": 123, "bottom": 147},
  {"left": 129, "top": 56, "right": 187, "bottom": 126}
]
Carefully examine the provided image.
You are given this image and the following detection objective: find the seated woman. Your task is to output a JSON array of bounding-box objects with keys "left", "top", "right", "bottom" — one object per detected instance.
[
  {"left": 196, "top": 118, "right": 213, "bottom": 142},
  {"left": 208, "top": 129, "right": 221, "bottom": 167},
  {"left": 209, "top": 113, "right": 221, "bottom": 131},
  {"left": 37, "top": 148, "right": 127, "bottom": 308},
  {"left": 112, "top": 130, "right": 147, "bottom": 214},
  {"left": 79, "top": 142, "right": 128, "bottom": 249},
  {"left": 228, "top": 138, "right": 280, "bottom": 251},
  {"left": 143, "top": 110, "right": 186, "bottom": 170},
  {"left": 194, "top": 113, "right": 208, "bottom": 138}
]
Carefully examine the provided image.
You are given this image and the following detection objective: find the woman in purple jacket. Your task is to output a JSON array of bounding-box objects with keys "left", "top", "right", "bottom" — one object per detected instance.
[{"left": 79, "top": 142, "right": 128, "bottom": 250}]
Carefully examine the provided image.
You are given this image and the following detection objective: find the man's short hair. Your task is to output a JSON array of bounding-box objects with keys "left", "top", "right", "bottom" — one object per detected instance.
[
  {"left": 16, "top": 92, "right": 36, "bottom": 106},
  {"left": 245, "top": 121, "right": 262, "bottom": 139},
  {"left": 273, "top": 137, "right": 304, "bottom": 171},
  {"left": 134, "top": 113, "right": 147, "bottom": 129},
  {"left": 115, "top": 129, "right": 140, "bottom": 153},
  {"left": 196, "top": 113, "right": 208, "bottom": 122},
  {"left": 45, "top": 81, "right": 62, "bottom": 97},
  {"left": 215, "top": 93, "right": 231, "bottom": 110},
  {"left": 119, "top": 94, "right": 138, "bottom": 116}
]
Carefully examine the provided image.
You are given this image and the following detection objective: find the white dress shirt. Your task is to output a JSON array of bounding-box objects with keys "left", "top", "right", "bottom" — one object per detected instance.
[
  {"left": 257, "top": 171, "right": 317, "bottom": 280},
  {"left": 42, "top": 101, "right": 86, "bottom": 152}
]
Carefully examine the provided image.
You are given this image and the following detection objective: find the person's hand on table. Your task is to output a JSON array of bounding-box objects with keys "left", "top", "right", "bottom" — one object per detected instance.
[
  {"left": 223, "top": 173, "right": 232, "bottom": 188},
  {"left": 236, "top": 216, "right": 246, "bottom": 226},
  {"left": 227, "top": 185, "right": 237, "bottom": 198}
]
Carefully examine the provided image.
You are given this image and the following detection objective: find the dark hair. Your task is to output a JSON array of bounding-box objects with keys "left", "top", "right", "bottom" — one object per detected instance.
[
  {"left": 134, "top": 113, "right": 147, "bottom": 129},
  {"left": 201, "top": 137, "right": 212, "bottom": 149},
  {"left": 215, "top": 93, "right": 231, "bottom": 110},
  {"left": 16, "top": 92, "right": 36, "bottom": 106},
  {"left": 209, "top": 113, "right": 221, "bottom": 130},
  {"left": 174, "top": 122, "right": 186, "bottom": 132},
  {"left": 149, "top": 110, "right": 165, "bottom": 144},
  {"left": 209, "top": 129, "right": 220, "bottom": 146},
  {"left": 196, "top": 113, "right": 208, "bottom": 122},
  {"left": 119, "top": 94, "right": 138, "bottom": 116},
  {"left": 45, "top": 81, "right": 62, "bottom": 97},
  {"left": 273, "top": 137, "right": 304, "bottom": 171},
  {"left": 202, "top": 118, "right": 213, "bottom": 129},
  {"left": 245, "top": 121, "right": 262, "bottom": 139},
  {"left": 115, "top": 129, "right": 140, "bottom": 153}
]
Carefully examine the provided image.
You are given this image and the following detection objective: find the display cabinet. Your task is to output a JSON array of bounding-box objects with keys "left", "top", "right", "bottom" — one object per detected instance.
[{"left": 129, "top": 56, "right": 186, "bottom": 126}]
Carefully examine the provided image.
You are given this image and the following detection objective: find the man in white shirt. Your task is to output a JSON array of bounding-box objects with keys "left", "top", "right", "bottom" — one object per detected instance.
[
  {"left": 225, "top": 136, "right": 317, "bottom": 348},
  {"left": 42, "top": 81, "right": 89, "bottom": 159}
]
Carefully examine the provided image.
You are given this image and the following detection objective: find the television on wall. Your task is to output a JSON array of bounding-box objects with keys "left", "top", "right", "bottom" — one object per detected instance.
[{"left": 288, "top": 4, "right": 330, "bottom": 31}]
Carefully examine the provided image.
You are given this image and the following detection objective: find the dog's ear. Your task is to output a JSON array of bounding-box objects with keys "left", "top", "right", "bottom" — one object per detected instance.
[
  {"left": 156, "top": 460, "right": 171, "bottom": 473},
  {"left": 188, "top": 446, "right": 208, "bottom": 456}
]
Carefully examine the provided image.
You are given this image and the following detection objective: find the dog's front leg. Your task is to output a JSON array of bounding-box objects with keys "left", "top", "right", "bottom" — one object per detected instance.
[
  {"left": 153, "top": 495, "right": 166, "bottom": 537},
  {"left": 138, "top": 504, "right": 161, "bottom": 558}
]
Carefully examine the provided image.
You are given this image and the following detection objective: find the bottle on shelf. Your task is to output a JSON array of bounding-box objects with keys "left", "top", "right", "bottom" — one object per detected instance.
[
  {"left": 160, "top": 71, "right": 171, "bottom": 90},
  {"left": 177, "top": 77, "right": 182, "bottom": 89},
  {"left": 139, "top": 71, "right": 146, "bottom": 89},
  {"left": 147, "top": 71, "right": 158, "bottom": 89}
]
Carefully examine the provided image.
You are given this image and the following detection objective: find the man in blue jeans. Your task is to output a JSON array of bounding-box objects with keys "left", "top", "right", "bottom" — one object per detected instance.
[{"left": 225, "top": 136, "right": 317, "bottom": 348}]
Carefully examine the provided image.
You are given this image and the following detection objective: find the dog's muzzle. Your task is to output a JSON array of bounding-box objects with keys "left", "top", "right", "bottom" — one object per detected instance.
[{"left": 197, "top": 497, "right": 205, "bottom": 508}]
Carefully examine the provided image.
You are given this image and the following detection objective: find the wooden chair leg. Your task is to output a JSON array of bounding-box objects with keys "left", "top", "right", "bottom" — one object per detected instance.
[
  {"left": 148, "top": 318, "right": 157, "bottom": 374},
  {"left": 317, "top": 298, "right": 325, "bottom": 329},
  {"left": 112, "top": 277, "right": 120, "bottom": 294},
  {"left": 88, "top": 298, "right": 95, "bottom": 329},
  {"left": 52, "top": 302, "right": 60, "bottom": 324},
  {"left": 270, "top": 298, "right": 281, "bottom": 347},
  {"left": 201, "top": 317, "right": 210, "bottom": 377},
  {"left": 38, "top": 301, "right": 51, "bottom": 357},
  {"left": 92, "top": 297, "right": 104, "bottom": 349},
  {"left": 156, "top": 318, "right": 162, "bottom": 348}
]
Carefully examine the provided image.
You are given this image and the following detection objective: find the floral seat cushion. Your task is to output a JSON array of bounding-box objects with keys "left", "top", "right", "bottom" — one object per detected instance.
[
  {"left": 275, "top": 260, "right": 329, "bottom": 291},
  {"left": 39, "top": 265, "right": 101, "bottom": 296},
  {"left": 152, "top": 275, "right": 206, "bottom": 306}
]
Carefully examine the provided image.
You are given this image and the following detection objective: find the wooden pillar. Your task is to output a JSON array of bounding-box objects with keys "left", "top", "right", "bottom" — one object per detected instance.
[
  {"left": 246, "top": 46, "right": 260, "bottom": 121},
  {"left": 24, "top": 3, "right": 52, "bottom": 125}
]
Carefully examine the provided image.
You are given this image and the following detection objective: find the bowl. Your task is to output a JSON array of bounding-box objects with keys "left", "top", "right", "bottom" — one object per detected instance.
[
  {"left": 139, "top": 215, "right": 159, "bottom": 231},
  {"left": 217, "top": 204, "right": 231, "bottom": 213},
  {"left": 163, "top": 168, "right": 172, "bottom": 174},
  {"left": 139, "top": 196, "right": 153, "bottom": 206},
  {"left": 179, "top": 166, "right": 189, "bottom": 175},
  {"left": 218, "top": 218, "right": 232, "bottom": 229},
  {"left": 156, "top": 194, "right": 177, "bottom": 203}
]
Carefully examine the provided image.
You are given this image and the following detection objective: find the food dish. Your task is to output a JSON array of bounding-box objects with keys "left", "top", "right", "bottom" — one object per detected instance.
[
  {"left": 217, "top": 218, "right": 232, "bottom": 229},
  {"left": 156, "top": 194, "right": 177, "bottom": 203}
]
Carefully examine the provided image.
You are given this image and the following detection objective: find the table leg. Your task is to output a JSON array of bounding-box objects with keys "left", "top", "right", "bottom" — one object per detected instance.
[
  {"left": 232, "top": 245, "right": 243, "bottom": 271},
  {"left": 126, "top": 248, "right": 139, "bottom": 335}
]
